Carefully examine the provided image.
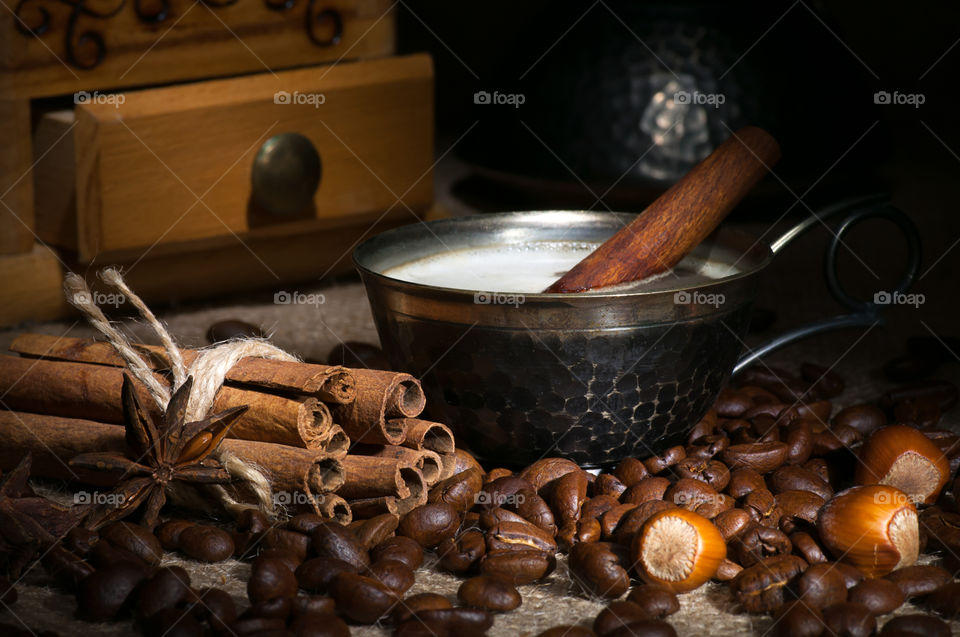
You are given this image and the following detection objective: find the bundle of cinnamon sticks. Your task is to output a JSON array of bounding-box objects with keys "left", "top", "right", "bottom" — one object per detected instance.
[{"left": 0, "top": 334, "right": 458, "bottom": 523}]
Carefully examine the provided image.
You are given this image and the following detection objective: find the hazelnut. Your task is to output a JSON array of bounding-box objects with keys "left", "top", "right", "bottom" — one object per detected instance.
[
  {"left": 631, "top": 508, "right": 726, "bottom": 593},
  {"left": 817, "top": 485, "right": 918, "bottom": 578},
  {"left": 855, "top": 425, "right": 949, "bottom": 504}
]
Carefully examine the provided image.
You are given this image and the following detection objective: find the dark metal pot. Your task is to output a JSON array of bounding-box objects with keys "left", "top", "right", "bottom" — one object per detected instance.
[{"left": 354, "top": 195, "right": 919, "bottom": 467}]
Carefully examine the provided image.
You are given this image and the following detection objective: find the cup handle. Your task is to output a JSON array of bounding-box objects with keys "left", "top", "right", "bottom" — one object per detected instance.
[{"left": 733, "top": 193, "right": 922, "bottom": 374}]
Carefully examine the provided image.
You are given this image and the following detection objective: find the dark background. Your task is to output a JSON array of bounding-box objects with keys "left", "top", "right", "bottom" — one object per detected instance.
[{"left": 394, "top": 0, "right": 960, "bottom": 372}]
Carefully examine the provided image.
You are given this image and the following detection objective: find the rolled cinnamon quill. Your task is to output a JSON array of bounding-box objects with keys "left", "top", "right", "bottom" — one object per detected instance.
[
  {"left": 0, "top": 411, "right": 345, "bottom": 514},
  {"left": 10, "top": 334, "right": 357, "bottom": 404},
  {"left": 332, "top": 369, "right": 426, "bottom": 445},
  {"left": 353, "top": 444, "right": 443, "bottom": 487},
  {"left": 0, "top": 354, "right": 340, "bottom": 450},
  {"left": 395, "top": 418, "right": 455, "bottom": 454},
  {"left": 338, "top": 455, "right": 425, "bottom": 503}
]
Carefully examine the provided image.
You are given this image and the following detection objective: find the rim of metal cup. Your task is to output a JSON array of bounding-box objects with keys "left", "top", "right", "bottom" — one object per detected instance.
[{"left": 354, "top": 211, "right": 772, "bottom": 328}]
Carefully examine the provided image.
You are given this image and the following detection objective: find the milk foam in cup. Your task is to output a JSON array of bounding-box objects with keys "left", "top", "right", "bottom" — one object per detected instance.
[{"left": 383, "top": 241, "right": 738, "bottom": 293}]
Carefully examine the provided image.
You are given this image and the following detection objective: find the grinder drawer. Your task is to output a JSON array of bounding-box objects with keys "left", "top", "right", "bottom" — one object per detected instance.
[{"left": 33, "top": 53, "right": 434, "bottom": 262}]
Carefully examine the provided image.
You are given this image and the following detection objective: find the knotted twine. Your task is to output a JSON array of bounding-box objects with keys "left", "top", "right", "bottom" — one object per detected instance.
[{"left": 63, "top": 268, "right": 298, "bottom": 518}]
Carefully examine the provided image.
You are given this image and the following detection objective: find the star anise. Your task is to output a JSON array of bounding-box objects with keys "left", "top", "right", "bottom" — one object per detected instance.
[
  {"left": 70, "top": 374, "right": 248, "bottom": 531},
  {"left": 0, "top": 455, "right": 88, "bottom": 577}
]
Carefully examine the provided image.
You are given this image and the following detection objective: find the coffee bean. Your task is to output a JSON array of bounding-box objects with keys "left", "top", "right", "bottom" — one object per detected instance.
[
  {"left": 178, "top": 524, "right": 234, "bottom": 562},
  {"left": 89, "top": 535, "right": 148, "bottom": 571},
  {"left": 429, "top": 468, "right": 484, "bottom": 513},
  {"left": 438, "top": 530, "right": 485, "bottom": 573},
  {"left": 207, "top": 319, "right": 264, "bottom": 343},
  {"left": 880, "top": 614, "right": 950, "bottom": 637},
  {"left": 289, "top": 611, "right": 350, "bottom": 637},
  {"left": 457, "top": 574, "right": 521, "bottom": 611},
  {"left": 812, "top": 424, "right": 861, "bottom": 455},
  {"left": 722, "top": 442, "right": 789, "bottom": 474},
  {"left": 715, "top": 388, "right": 754, "bottom": 417},
  {"left": 644, "top": 446, "right": 686, "bottom": 474},
  {"left": 622, "top": 477, "right": 671, "bottom": 505},
  {"left": 518, "top": 457, "right": 581, "bottom": 493},
  {"left": 593, "top": 600, "right": 651, "bottom": 635},
  {"left": 714, "top": 508, "right": 752, "bottom": 541},
  {"left": 741, "top": 489, "right": 782, "bottom": 528},
  {"left": 510, "top": 488, "right": 558, "bottom": 536},
  {"left": 833, "top": 404, "right": 886, "bottom": 437},
  {"left": 885, "top": 565, "right": 952, "bottom": 598},
  {"left": 487, "top": 519, "right": 558, "bottom": 554},
  {"left": 392, "top": 592, "right": 452, "bottom": 623},
  {"left": 136, "top": 566, "right": 191, "bottom": 620},
  {"left": 673, "top": 457, "right": 731, "bottom": 492},
  {"left": 626, "top": 585, "right": 679, "bottom": 619},
  {"left": 331, "top": 571, "right": 396, "bottom": 623},
  {"left": 242, "top": 595, "right": 293, "bottom": 621},
  {"left": 296, "top": 557, "right": 357, "bottom": 593},
  {"left": 727, "top": 469, "right": 766, "bottom": 498},
  {"left": 686, "top": 434, "right": 730, "bottom": 460},
  {"left": 832, "top": 562, "right": 866, "bottom": 590},
  {"left": 311, "top": 522, "right": 369, "bottom": 569},
  {"left": 715, "top": 558, "right": 743, "bottom": 582},
  {"left": 189, "top": 587, "right": 236, "bottom": 633},
  {"left": 613, "top": 458, "right": 651, "bottom": 487},
  {"left": 599, "top": 503, "right": 638, "bottom": 539},
  {"left": 487, "top": 468, "right": 514, "bottom": 482},
  {"left": 259, "top": 548, "right": 302, "bottom": 573},
  {"left": 398, "top": 502, "right": 461, "bottom": 548},
  {"left": 76, "top": 562, "right": 147, "bottom": 621},
  {"left": 154, "top": 519, "right": 193, "bottom": 552},
  {"left": 606, "top": 620, "right": 678, "bottom": 637},
  {"left": 732, "top": 525, "right": 793, "bottom": 567},
  {"left": 352, "top": 513, "right": 400, "bottom": 551},
  {"left": 367, "top": 559, "right": 415, "bottom": 594},
  {"left": 731, "top": 555, "right": 807, "bottom": 613},
  {"left": 593, "top": 474, "right": 628, "bottom": 497},
  {"left": 286, "top": 513, "right": 327, "bottom": 535},
  {"left": 231, "top": 616, "right": 286, "bottom": 635},
  {"left": 769, "top": 465, "right": 832, "bottom": 500},
  {"left": 558, "top": 517, "right": 603, "bottom": 552},
  {"left": 773, "top": 600, "right": 825, "bottom": 637},
  {"left": 569, "top": 542, "right": 631, "bottom": 599},
  {"left": 782, "top": 420, "right": 815, "bottom": 466},
  {"left": 775, "top": 490, "right": 826, "bottom": 531},
  {"left": 248, "top": 557, "right": 298, "bottom": 603},
  {"left": 926, "top": 581, "right": 960, "bottom": 618},
  {"left": 665, "top": 478, "right": 722, "bottom": 514},
  {"left": 395, "top": 608, "right": 493, "bottom": 635},
  {"left": 263, "top": 527, "right": 311, "bottom": 561},
  {"left": 290, "top": 594, "right": 335, "bottom": 618},
  {"left": 793, "top": 562, "right": 847, "bottom": 610},
  {"left": 479, "top": 549, "right": 555, "bottom": 584},
  {"left": 370, "top": 535, "right": 423, "bottom": 570},
  {"left": 101, "top": 521, "right": 163, "bottom": 565},
  {"left": 790, "top": 532, "right": 828, "bottom": 565},
  {"left": 550, "top": 470, "right": 589, "bottom": 524},
  {"left": 849, "top": 578, "right": 904, "bottom": 614},
  {"left": 821, "top": 602, "right": 876, "bottom": 637}
]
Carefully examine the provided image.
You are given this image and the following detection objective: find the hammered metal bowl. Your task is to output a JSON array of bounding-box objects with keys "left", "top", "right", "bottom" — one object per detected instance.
[{"left": 355, "top": 211, "right": 768, "bottom": 467}]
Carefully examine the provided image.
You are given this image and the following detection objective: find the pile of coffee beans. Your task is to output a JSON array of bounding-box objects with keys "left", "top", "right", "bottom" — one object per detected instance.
[{"left": 17, "top": 362, "right": 960, "bottom": 635}]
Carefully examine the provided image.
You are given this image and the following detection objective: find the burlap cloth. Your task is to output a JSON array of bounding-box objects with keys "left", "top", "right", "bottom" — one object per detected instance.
[{"left": 2, "top": 266, "right": 958, "bottom": 635}]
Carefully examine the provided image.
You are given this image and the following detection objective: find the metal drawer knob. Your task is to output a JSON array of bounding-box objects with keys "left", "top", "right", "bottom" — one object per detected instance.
[{"left": 251, "top": 132, "right": 321, "bottom": 216}]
